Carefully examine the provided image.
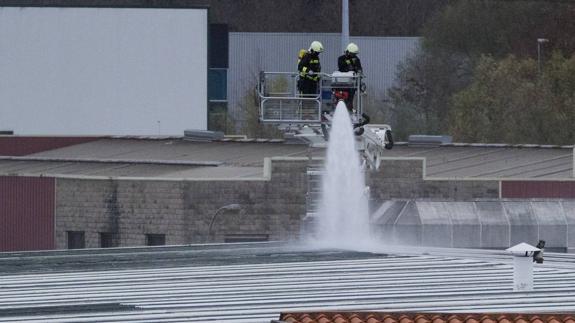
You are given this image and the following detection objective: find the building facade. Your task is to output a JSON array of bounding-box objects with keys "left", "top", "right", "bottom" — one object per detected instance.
[
  {"left": 3, "top": 155, "right": 575, "bottom": 252},
  {"left": 0, "top": 5, "right": 209, "bottom": 135}
]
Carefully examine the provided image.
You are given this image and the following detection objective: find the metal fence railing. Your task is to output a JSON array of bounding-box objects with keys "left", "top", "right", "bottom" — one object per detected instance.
[{"left": 258, "top": 71, "right": 364, "bottom": 124}]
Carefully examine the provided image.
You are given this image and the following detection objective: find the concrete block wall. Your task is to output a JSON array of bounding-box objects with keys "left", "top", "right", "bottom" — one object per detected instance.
[
  {"left": 55, "top": 157, "right": 308, "bottom": 249},
  {"left": 366, "top": 158, "right": 500, "bottom": 200},
  {"left": 56, "top": 179, "right": 188, "bottom": 248}
]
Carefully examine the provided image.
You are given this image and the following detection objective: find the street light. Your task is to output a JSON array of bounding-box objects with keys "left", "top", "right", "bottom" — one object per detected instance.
[
  {"left": 206, "top": 204, "right": 243, "bottom": 243},
  {"left": 537, "top": 38, "right": 549, "bottom": 75},
  {"left": 342, "top": 0, "right": 349, "bottom": 52}
]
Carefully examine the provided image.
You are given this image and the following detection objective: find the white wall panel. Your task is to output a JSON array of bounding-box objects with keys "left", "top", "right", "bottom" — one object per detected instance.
[{"left": 0, "top": 7, "right": 207, "bottom": 135}]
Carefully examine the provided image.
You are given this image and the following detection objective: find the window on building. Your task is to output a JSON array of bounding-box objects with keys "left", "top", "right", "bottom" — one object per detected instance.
[
  {"left": 146, "top": 234, "right": 166, "bottom": 246},
  {"left": 208, "top": 68, "right": 227, "bottom": 102},
  {"left": 207, "top": 23, "right": 229, "bottom": 133},
  {"left": 209, "top": 24, "right": 228, "bottom": 69},
  {"left": 99, "top": 232, "right": 119, "bottom": 248},
  {"left": 67, "top": 231, "right": 85, "bottom": 249}
]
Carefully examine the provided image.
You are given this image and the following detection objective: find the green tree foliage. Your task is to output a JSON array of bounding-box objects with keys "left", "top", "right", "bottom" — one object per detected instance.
[
  {"left": 388, "top": 0, "right": 575, "bottom": 143},
  {"left": 450, "top": 53, "right": 575, "bottom": 145},
  {"left": 423, "top": 0, "right": 575, "bottom": 58},
  {"left": 537, "top": 52, "right": 575, "bottom": 144},
  {"left": 387, "top": 48, "right": 473, "bottom": 139},
  {"left": 200, "top": 0, "right": 447, "bottom": 36},
  {"left": 425, "top": 1, "right": 540, "bottom": 58},
  {"left": 362, "top": 87, "right": 390, "bottom": 126},
  {"left": 237, "top": 76, "right": 286, "bottom": 139}
]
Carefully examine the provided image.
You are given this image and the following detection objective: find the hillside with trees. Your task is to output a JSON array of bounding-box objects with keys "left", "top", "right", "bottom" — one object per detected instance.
[{"left": 388, "top": 0, "right": 575, "bottom": 144}]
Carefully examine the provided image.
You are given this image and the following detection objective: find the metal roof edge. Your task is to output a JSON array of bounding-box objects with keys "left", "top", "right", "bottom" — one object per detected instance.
[
  {"left": 445, "top": 142, "right": 574, "bottom": 149},
  {"left": 377, "top": 197, "right": 575, "bottom": 202},
  {"left": 270, "top": 156, "right": 309, "bottom": 161},
  {"left": 378, "top": 157, "right": 426, "bottom": 161},
  {"left": 0, "top": 156, "right": 222, "bottom": 166},
  {"left": 425, "top": 176, "right": 575, "bottom": 182},
  {"left": 2, "top": 173, "right": 270, "bottom": 182},
  {"left": 0, "top": 2, "right": 210, "bottom": 9}
]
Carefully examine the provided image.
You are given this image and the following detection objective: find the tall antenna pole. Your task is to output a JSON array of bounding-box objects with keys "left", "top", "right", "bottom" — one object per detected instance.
[{"left": 342, "top": 0, "right": 349, "bottom": 52}]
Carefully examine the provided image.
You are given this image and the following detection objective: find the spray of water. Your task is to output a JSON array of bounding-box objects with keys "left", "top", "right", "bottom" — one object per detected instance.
[{"left": 312, "top": 101, "right": 374, "bottom": 250}]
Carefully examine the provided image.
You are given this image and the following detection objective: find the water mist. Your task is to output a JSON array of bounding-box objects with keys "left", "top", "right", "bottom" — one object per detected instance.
[{"left": 313, "top": 101, "right": 373, "bottom": 249}]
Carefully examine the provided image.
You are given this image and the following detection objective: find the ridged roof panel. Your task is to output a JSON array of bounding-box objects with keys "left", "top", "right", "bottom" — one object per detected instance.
[{"left": 2, "top": 244, "right": 575, "bottom": 322}]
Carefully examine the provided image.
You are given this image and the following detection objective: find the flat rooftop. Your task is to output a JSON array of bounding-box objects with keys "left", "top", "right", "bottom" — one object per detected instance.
[
  {"left": 2, "top": 242, "right": 575, "bottom": 322},
  {"left": 0, "top": 137, "right": 572, "bottom": 179}
]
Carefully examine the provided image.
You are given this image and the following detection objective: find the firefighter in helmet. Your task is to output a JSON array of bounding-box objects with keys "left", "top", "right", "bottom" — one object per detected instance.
[
  {"left": 297, "top": 41, "right": 323, "bottom": 96},
  {"left": 338, "top": 42, "right": 362, "bottom": 74},
  {"left": 337, "top": 42, "right": 363, "bottom": 110}
]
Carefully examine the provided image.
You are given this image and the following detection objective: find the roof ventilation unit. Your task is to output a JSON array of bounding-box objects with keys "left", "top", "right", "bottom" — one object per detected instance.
[{"left": 506, "top": 242, "right": 541, "bottom": 292}]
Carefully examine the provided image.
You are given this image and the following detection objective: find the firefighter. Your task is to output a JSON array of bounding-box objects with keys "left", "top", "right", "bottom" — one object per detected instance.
[
  {"left": 338, "top": 42, "right": 362, "bottom": 74},
  {"left": 337, "top": 43, "right": 363, "bottom": 110},
  {"left": 297, "top": 41, "right": 323, "bottom": 96}
]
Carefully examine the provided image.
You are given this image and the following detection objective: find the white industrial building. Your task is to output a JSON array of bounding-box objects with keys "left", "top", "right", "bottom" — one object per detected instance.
[{"left": 0, "top": 6, "right": 208, "bottom": 135}]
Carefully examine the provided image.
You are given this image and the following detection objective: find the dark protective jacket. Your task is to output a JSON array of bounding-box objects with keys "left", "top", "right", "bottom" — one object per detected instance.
[
  {"left": 298, "top": 51, "right": 321, "bottom": 81},
  {"left": 338, "top": 53, "right": 363, "bottom": 74}
]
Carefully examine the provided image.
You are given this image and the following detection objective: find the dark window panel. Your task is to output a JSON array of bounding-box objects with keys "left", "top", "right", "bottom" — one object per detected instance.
[
  {"left": 209, "top": 23, "right": 228, "bottom": 68},
  {"left": 208, "top": 68, "right": 227, "bottom": 101},
  {"left": 146, "top": 234, "right": 166, "bottom": 246},
  {"left": 67, "top": 231, "right": 85, "bottom": 249},
  {"left": 100, "top": 232, "right": 119, "bottom": 248}
]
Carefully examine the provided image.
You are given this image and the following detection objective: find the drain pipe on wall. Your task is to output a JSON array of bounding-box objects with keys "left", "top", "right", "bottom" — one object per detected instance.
[{"left": 506, "top": 242, "right": 541, "bottom": 292}]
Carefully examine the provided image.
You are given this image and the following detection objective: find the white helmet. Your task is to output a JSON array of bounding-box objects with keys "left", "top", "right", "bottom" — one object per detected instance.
[
  {"left": 346, "top": 42, "right": 359, "bottom": 54},
  {"left": 309, "top": 41, "right": 324, "bottom": 53}
]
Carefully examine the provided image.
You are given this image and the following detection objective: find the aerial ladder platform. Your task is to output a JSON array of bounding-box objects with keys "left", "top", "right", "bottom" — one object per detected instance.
[{"left": 257, "top": 71, "right": 394, "bottom": 170}]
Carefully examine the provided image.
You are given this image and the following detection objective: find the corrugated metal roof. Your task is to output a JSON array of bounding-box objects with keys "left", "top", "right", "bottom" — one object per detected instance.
[
  {"left": 228, "top": 33, "right": 420, "bottom": 123},
  {"left": 382, "top": 145, "right": 573, "bottom": 179},
  {"left": 0, "top": 137, "right": 101, "bottom": 156},
  {"left": 2, "top": 243, "right": 575, "bottom": 322},
  {"left": 26, "top": 138, "right": 312, "bottom": 167},
  {"left": 0, "top": 160, "right": 266, "bottom": 179},
  {"left": 0, "top": 138, "right": 572, "bottom": 179},
  {"left": 0, "top": 176, "right": 54, "bottom": 251}
]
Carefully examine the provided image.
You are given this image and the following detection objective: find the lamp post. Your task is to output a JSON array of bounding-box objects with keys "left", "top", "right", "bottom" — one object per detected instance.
[
  {"left": 206, "top": 204, "right": 243, "bottom": 243},
  {"left": 537, "top": 38, "right": 549, "bottom": 75},
  {"left": 342, "top": 0, "right": 349, "bottom": 51}
]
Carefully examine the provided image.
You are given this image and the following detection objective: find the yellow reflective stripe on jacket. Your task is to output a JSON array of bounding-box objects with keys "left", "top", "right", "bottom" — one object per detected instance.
[{"left": 299, "top": 73, "right": 319, "bottom": 81}]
